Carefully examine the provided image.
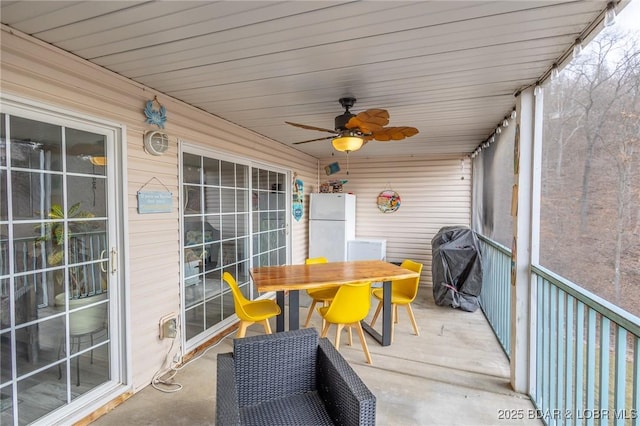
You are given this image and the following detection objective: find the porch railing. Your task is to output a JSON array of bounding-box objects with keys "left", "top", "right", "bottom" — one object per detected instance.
[
  {"left": 477, "top": 235, "right": 640, "bottom": 425},
  {"left": 478, "top": 235, "right": 512, "bottom": 358},
  {"left": 533, "top": 265, "right": 640, "bottom": 426}
]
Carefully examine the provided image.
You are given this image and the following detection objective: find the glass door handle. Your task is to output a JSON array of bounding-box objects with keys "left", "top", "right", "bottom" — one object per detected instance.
[
  {"left": 100, "top": 250, "right": 107, "bottom": 273},
  {"left": 100, "top": 249, "right": 117, "bottom": 273}
]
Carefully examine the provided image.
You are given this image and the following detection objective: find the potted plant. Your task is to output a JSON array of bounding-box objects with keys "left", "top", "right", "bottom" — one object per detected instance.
[
  {"left": 36, "top": 202, "right": 98, "bottom": 296},
  {"left": 36, "top": 203, "right": 108, "bottom": 335}
]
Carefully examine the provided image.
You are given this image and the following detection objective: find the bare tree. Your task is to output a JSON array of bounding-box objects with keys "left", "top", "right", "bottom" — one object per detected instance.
[
  {"left": 603, "top": 106, "right": 640, "bottom": 300},
  {"left": 542, "top": 27, "right": 640, "bottom": 310},
  {"left": 564, "top": 30, "right": 639, "bottom": 231}
]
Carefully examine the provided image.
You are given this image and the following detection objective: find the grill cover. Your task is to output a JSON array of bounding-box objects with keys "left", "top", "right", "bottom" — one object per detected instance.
[{"left": 431, "top": 226, "right": 483, "bottom": 312}]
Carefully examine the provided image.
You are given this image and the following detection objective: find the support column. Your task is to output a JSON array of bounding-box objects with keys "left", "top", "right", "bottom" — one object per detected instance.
[{"left": 511, "top": 86, "right": 541, "bottom": 394}]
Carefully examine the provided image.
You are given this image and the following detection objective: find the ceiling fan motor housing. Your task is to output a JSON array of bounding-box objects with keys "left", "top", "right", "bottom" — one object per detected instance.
[
  {"left": 335, "top": 112, "right": 355, "bottom": 131},
  {"left": 335, "top": 96, "right": 357, "bottom": 130}
]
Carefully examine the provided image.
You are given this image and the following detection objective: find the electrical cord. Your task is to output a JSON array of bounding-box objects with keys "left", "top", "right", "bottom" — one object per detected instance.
[
  {"left": 151, "top": 334, "right": 182, "bottom": 393},
  {"left": 151, "top": 327, "right": 238, "bottom": 393}
]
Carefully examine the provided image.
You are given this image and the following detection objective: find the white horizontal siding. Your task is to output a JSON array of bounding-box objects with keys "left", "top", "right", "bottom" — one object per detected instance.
[
  {"left": 1, "top": 27, "right": 317, "bottom": 394},
  {"left": 318, "top": 155, "right": 472, "bottom": 286}
]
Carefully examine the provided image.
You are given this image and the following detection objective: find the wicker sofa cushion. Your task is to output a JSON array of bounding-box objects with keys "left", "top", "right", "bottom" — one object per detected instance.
[{"left": 240, "top": 391, "right": 334, "bottom": 425}]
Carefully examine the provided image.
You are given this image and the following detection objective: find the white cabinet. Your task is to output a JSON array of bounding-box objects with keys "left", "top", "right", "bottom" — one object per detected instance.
[{"left": 347, "top": 239, "right": 387, "bottom": 261}]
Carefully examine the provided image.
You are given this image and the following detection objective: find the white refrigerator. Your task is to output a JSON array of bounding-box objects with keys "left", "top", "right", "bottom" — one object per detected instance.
[{"left": 309, "top": 193, "right": 356, "bottom": 262}]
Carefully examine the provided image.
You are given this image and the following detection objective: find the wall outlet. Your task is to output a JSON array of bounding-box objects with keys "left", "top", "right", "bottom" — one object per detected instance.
[{"left": 159, "top": 314, "right": 178, "bottom": 339}]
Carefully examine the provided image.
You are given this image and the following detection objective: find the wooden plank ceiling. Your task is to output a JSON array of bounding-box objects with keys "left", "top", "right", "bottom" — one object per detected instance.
[{"left": 0, "top": 1, "right": 620, "bottom": 159}]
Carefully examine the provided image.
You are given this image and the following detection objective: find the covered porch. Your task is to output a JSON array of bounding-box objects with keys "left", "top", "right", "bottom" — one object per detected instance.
[
  {"left": 1, "top": 1, "right": 639, "bottom": 424},
  {"left": 89, "top": 237, "right": 640, "bottom": 425},
  {"left": 92, "top": 288, "right": 540, "bottom": 426}
]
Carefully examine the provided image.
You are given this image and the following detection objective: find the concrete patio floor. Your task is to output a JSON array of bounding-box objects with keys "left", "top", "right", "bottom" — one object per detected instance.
[{"left": 92, "top": 287, "right": 541, "bottom": 425}]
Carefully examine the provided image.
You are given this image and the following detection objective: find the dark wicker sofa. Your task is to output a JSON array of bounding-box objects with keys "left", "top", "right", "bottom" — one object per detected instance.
[{"left": 216, "top": 328, "right": 376, "bottom": 425}]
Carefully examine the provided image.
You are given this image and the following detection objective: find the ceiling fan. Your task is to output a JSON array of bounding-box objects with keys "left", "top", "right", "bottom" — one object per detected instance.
[{"left": 286, "top": 97, "right": 419, "bottom": 152}]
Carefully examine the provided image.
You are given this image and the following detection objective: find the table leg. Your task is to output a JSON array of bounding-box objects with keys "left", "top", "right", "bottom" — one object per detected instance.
[
  {"left": 276, "top": 291, "right": 285, "bottom": 332},
  {"left": 289, "top": 290, "right": 299, "bottom": 331},
  {"left": 361, "top": 280, "right": 391, "bottom": 346}
]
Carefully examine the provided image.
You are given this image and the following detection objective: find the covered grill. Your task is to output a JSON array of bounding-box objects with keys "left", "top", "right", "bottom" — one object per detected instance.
[{"left": 431, "top": 226, "right": 483, "bottom": 312}]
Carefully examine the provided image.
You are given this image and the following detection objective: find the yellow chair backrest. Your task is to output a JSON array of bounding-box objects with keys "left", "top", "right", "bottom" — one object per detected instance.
[
  {"left": 306, "top": 257, "right": 328, "bottom": 265},
  {"left": 223, "top": 272, "right": 251, "bottom": 320},
  {"left": 394, "top": 260, "right": 423, "bottom": 300},
  {"left": 322, "top": 281, "right": 371, "bottom": 324}
]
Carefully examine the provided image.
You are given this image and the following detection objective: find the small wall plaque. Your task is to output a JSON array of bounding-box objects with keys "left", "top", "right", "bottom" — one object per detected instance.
[{"left": 137, "top": 191, "right": 173, "bottom": 214}]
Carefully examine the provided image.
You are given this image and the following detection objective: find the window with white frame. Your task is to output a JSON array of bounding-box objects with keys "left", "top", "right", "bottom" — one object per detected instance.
[{"left": 181, "top": 150, "right": 288, "bottom": 344}]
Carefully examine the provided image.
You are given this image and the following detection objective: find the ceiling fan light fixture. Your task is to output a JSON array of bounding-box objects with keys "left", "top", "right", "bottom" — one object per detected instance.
[{"left": 332, "top": 135, "right": 364, "bottom": 152}]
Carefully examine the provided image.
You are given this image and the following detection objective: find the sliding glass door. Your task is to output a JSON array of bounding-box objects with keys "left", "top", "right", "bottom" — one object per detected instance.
[
  {"left": 0, "top": 107, "right": 120, "bottom": 425},
  {"left": 181, "top": 148, "right": 288, "bottom": 347},
  {"left": 251, "top": 168, "right": 287, "bottom": 269}
]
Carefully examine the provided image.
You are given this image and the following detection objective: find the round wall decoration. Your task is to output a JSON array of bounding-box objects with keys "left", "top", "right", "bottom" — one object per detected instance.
[{"left": 377, "top": 190, "right": 401, "bottom": 213}]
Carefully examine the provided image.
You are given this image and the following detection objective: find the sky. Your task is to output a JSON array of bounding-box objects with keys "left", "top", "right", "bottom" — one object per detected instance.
[{"left": 617, "top": 0, "right": 639, "bottom": 30}]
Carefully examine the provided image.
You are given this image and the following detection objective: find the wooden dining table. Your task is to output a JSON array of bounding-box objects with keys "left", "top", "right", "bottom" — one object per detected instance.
[{"left": 250, "top": 260, "right": 420, "bottom": 346}]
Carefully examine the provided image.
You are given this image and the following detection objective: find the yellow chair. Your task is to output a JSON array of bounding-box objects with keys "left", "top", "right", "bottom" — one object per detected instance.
[
  {"left": 303, "top": 257, "right": 339, "bottom": 328},
  {"left": 370, "top": 259, "right": 423, "bottom": 341},
  {"left": 319, "top": 281, "right": 373, "bottom": 364},
  {"left": 223, "top": 272, "right": 281, "bottom": 338}
]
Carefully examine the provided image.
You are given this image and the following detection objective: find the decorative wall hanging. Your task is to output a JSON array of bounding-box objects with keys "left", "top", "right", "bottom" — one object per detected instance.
[
  {"left": 144, "top": 96, "right": 167, "bottom": 129},
  {"left": 137, "top": 177, "right": 173, "bottom": 214},
  {"left": 377, "top": 189, "right": 401, "bottom": 213},
  {"left": 324, "top": 162, "right": 340, "bottom": 175},
  {"left": 292, "top": 175, "right": 304, "bottom": 222}
]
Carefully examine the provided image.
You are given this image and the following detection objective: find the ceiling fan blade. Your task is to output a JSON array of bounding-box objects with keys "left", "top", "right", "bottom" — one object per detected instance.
[
  {"left": 371, "top": 126, "right": 419, "bottom": 141},
  {"left": 345, "top": 109, "right": 390, "bottom": 133},
  {"left": 292, "top": 135, "right": 335, "bottom": 145},
  {"left": 285, "top": 121, "right": 337, "bottom": 134}
]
